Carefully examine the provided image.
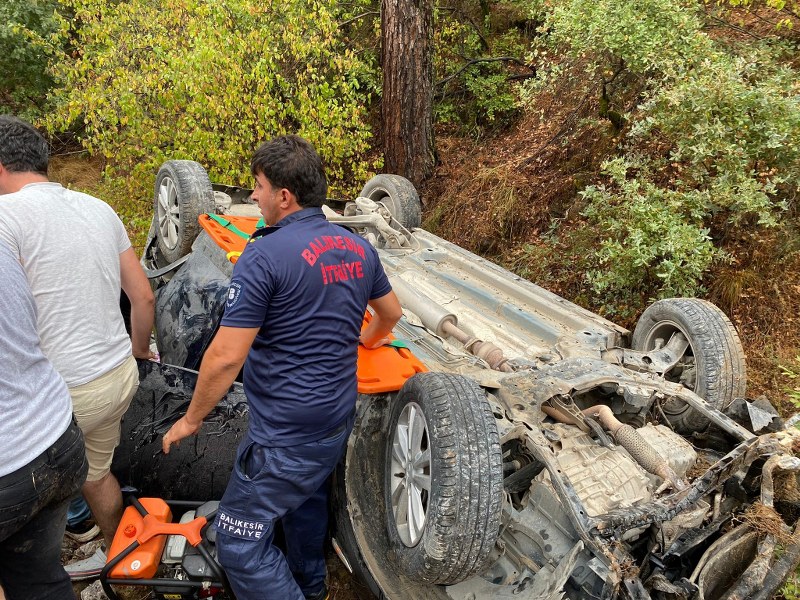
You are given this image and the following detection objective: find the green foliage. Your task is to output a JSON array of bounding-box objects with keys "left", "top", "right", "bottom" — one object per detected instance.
[
  {"left": 436, "top": 64, "right": 518, "bottom": 131},
  {"left": 780, "top": 356, "right": 800, "bottom": 409},
  {"left": 434, "top": 7, "right": 526, "bottom": 135},
  {"left": 334, "top": 0, "right": 382, "bottom": 98},
  {"left": 581, "top": 158, "right": 718, "bottom": 313},
  {"left": 527, "top": 0, "right": 800, "bottom": 315},
  {"left": 634, "top": 48, "right": 800, "bottom": 227},
  {"left": 546, "top": 0, "right": 711, "bottom": 76},
  {"left": 0, "top": 0, "right": 65, "bottom": 119},
  {"left": 711, "top": 0, "right": 800, "bottom": 32},
  {"left": 784, "top": 572, "right": 800, "bottom": 600},
  {"left": 46, "top": 0, "right": 377, "bottom": 196}
]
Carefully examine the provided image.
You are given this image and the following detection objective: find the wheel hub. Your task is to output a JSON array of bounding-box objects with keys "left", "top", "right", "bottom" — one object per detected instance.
[
  {"left": 389, "top": 401, "right": 431, "bottom": 547},
  {"left": 157, "top": 176, "right": 181, "bottom": 251}
]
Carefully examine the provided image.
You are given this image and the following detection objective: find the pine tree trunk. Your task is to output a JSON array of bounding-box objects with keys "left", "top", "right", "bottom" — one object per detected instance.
[{"left": 381, "top": 0, "right": 435, "bottom": 191}]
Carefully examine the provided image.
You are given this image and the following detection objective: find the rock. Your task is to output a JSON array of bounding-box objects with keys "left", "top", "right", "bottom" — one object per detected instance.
[{"left": 80, "top": 581, "right": 108, "bottom": 600}]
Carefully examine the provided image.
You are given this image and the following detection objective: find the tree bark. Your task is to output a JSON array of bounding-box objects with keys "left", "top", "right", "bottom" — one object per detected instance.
[{"left": 381, "top": 0, "right": 435, "bottom": 191}]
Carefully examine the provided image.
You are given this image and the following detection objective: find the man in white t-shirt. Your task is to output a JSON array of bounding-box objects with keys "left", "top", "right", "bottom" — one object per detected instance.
[
  {"left": 0, "top": 115, "right": 155, "bottom": 580},
  {"left": 0, "top": 239, "right": 88, "bottom": 599}
]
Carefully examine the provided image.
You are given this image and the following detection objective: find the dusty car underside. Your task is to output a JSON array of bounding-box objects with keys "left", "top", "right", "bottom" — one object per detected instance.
[{"left": 115, "top": 161, "right": 800, "bottom": 600}]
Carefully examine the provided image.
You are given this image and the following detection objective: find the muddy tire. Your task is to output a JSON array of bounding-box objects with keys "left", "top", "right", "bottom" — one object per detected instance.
[
  {"left": 331, "top": 463, "right": 385, "bottom": 600},
  {"left": 385, "top": 372, "right": 503, "bottom": 585},
  {"left": 360, "top": 175, "right": 422, "bottom": 230},
  {"left": 632, "top": 298, "right": 746, "bottom": 433},
  {"left": 154, "top": 160, "right": 215, "bottom": 263}
]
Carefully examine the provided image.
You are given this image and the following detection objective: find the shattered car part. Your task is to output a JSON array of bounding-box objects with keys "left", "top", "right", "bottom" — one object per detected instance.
[{"left": 118, "top": 160, "right": 800, "bottom": 600}]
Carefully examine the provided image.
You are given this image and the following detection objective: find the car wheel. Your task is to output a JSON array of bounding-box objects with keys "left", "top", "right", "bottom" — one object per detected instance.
[
  {"left": 360, "top": 175, "right": 422, "bottom": 230},
  {"left": 631, "top": 298, "right": 746, "bottom": 433},
  {"left": 385, "top": 372, "right": 503, "bottom": 585},
  {"left": 154, "top": 160, "right": 216, "bottom": 264}
]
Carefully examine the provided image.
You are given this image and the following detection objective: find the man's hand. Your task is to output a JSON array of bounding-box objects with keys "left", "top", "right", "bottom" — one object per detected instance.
[
  {"left": 162, "top": 415, "right": 202, "bottom": 454},
  {"left": 361, "top": 291, "right": 403, "bottom": 349},
  {"left": 133, "top": 348, "right": 157, "bottom": 361},
  {"left": 359, "top": 333, "right": 391, "bottom": 349},
  {"left": 160, "top": 326, "right": 257, "bottom": 456}
]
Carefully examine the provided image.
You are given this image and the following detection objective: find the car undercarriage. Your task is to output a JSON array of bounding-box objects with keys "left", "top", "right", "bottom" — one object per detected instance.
[{"left": 112, "top": 161, "right": 800, "bottom": 600}]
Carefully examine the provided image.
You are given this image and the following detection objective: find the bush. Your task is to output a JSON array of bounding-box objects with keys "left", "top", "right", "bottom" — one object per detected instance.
[
  {"left": 582, "top": 158, "right": 718, "bottom": 313},
  {"left": 634, "top": 48, "right": 800, "bottom": 228},
  {"left": 528, "top": 0, "right": 799, "bottom": 316},
  {"left": 0, "top": 0, "right": 65, "bottom": 119},
  {"left": 46, "top": 0, "right": 377, "bottom": 196},
  {"left": 545, "top": 0, "right": 710, "bottom": 76}
]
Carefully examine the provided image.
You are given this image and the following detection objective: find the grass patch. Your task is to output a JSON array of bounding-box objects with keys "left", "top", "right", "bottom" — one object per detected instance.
[{"left": 423, "top": 163, "right": 532, "bottom": 257}]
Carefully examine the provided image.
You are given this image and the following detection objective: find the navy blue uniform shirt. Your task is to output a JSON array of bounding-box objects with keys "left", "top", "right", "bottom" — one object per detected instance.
[{"left": 220, "top": 207, "right": 392, "bottom": 446}]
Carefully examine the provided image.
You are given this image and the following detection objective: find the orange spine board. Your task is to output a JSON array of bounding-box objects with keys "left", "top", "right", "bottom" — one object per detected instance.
[
  {"left": 357, "top": 312, "right": 427, "bottom": 393},
  {"left": 198, "top": 215, "right": 260, "bottom": 256}
]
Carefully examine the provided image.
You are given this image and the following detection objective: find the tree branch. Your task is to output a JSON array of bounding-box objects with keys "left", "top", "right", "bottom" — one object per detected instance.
[
  {"left": 704, "top": 12, "right": 767, "bottom": 40},
  {"left": 438, "top": 6, "right": 491, "bottom": 50},
  {"left": 338, "top": 11, "right": 379, "bottom": 29},
  {"left": 436, "top": 56, "right": 531, "bottom": 88}
]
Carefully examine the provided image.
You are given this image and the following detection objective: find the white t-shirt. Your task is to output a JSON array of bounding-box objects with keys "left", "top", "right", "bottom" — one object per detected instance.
[
  {"left": 0, "top": 240, "right": 72, "bottom": 476},
  {"left": 0, "top": 182, "right": 133, "bottom": 386}
]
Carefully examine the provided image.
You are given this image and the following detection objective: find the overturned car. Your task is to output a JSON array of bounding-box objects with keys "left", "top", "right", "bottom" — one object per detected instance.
[{"left": 114, "top": 159, "right": 800, "bottom": 600}]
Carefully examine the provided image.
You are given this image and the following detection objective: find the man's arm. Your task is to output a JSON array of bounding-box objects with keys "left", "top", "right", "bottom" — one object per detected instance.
[
  {"left": 162, "top": 325, "right": 258, "bottom": 454},
  {"left": 119, "top": 247, "right": 155, "bottom": 359},
  {"left": 360, "top": 290, "right": 403, "bottom": 349}
]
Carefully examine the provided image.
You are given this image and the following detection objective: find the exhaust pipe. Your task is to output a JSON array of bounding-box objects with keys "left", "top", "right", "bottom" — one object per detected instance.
[
  {"left": 390, "top": 276, "right": 513, "bottom": 372},
  {"left": 544, "top": 403, "right": 686, "bottom": 492}
]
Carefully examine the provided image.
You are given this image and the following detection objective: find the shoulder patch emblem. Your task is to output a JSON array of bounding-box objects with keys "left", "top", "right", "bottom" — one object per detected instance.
[{"left": 226, "top": 281, "right": 243, "bottom": 309}]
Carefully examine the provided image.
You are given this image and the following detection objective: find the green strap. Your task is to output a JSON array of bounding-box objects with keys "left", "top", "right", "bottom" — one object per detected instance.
[{"left": 206, "top": 213, "right": 251, "bottom": 240}]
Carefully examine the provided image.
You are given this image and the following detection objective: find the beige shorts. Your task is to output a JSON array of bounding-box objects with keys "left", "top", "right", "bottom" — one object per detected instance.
[{"left": 70, "top": 355, "right": 138, "bottom": 481}]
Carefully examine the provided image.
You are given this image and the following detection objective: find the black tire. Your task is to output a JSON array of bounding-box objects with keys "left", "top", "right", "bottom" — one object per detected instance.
[
  {"left": 360, "top": 175, "right": 422, "bottom": 230},
  {"left": 632, "top": 298, "right": 747, "bottom": 433},
  {"left": 331, "top": 463, "right": 384, "bottom": 600},
  {"left": 384, "top": 372, "right": 503, "bottom": 585},
  {"left": 154, "top": 160, "right": 216, "bottom": 263}
]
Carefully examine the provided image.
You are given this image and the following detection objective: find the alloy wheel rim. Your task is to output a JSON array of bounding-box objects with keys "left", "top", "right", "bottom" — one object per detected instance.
[
  {"left": 389, "top": 401, "right": 431, "bottom": 547},
  {"left": 157, "top": 177, "right": 180, "bottom": 250}
]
